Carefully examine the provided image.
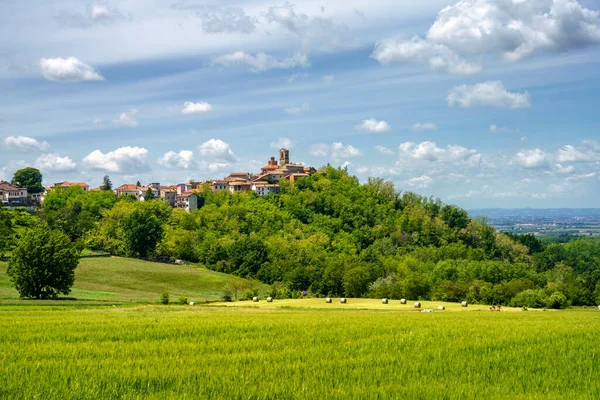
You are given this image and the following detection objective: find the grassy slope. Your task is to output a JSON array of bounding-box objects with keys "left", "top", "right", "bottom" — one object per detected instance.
[{"left": 0, "top": 257, "right": 265, "bottom": 304}]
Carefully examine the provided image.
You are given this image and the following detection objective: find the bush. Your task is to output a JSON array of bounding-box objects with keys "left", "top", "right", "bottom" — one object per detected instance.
[
  {"left": 160, "top": 292, "right": 169, "bottom": 305},
  {"left": 546, "top": 291, "right": 568, "bottom": 309},
  {"left": 222, "top": 289, "right": 233, "bottom": 302},
  {"left": 242, "top": 288, "right": 259, "bottom": 300},
  {"left": 177, "top": 297, "right": 188, "bottom": 305},
  {"left": 510, "top": 289, "right": 546, "bottom": 308}
]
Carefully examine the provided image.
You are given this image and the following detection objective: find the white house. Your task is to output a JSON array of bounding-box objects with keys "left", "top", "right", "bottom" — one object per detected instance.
[
  {"left": 0, "top": 181, "right": 28, "bottom": 206},
  {"left": 251, "top": 182, "right": 280, "bottom": 196}
]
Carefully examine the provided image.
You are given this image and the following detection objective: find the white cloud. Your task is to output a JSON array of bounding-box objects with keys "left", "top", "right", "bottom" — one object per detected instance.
[
  {"left": 373, "top": 0, "right": 600, "bottom": 74},
  {"left": 412, "top": 122, "right": 438, "bottom": 131},
  {"left": 375, "top": 145, "right": 395, "bottom": 156},
  {"left": 34, "top": 153, "right": 77, "bottom": 172},
  {"left": 490, "top": 125, "right": 520, "bottom": 133},
  {"left": 310, "top": 142, "right": 362, "bottom": 161},
  {"left": 55, "top": 4, "right": 126, "bottom": 28},
  {"left": 555, "top": 164, "right": 575, "bottom": 174},
  {"left": 447, "top": 81, "right": 531, "bottom": 109},
  {"left": 40, "top": 57, "right": 104, "bottom": 82},
  {"left": 83, "top": 146, "right": 150, "bottom": 173},
  {"left": 157, "top": 150, "right": 197, "bottom": 169},
  {"left": 3, "top": 136, "right": 50, "bottom": 153},
  {"left": 182, "top": 102, "right": 213, "bottom": 114},
  {"left": 212, "top": 51, "right": 310, "bottom": 72},
  {"left": 270, "top": 137, "right": 295, "bottom": 149},
  {"left": 358, "top": 118, "right": 390, "bottom": 133},
  {"left": 371, "top": 36, "right": 482, "bottom": 75},
  {"left": 515, "top": 149, "right": 549, "bottom": 169},
  {"left": 112, "top": 109, "right": 139, "bottom": 127},
  {"left": 284, "top": 104, "right": 310, "bottom": 116},
  {"left": 406, "top": 175, "right": 433, "bottom": 189},
  {"left": 198, "top": 139, "right": 237, "bottom": 162},
  {"left": 556, "top": 141, "right": 600, "bottom": 163},
  {"left": 193, "top": 6, "right": 256, "bottom": 34},
  {"left": 399, "top": 141, "right": 481, "bottom": 166}
]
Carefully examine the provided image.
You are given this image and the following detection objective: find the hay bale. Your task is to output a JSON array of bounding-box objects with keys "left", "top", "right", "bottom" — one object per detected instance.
[
  {"left": 267, "top": 297, "right": 273, "bottom": 303},
  {"left": 382, "top": 298, "right": 388, "bottom": 304},
  {"left": 253, "top": 297, "right": 259, "bottom": 302},
  {"left": 189, "top": 302, "right": 195, "bottom": 306},
  {"left": 414, "top": 301, "right": 421, "bottom": 308},
  {"left": 437, "top": 305, "right": 445, "bottom": 310},
  {"left": 340, "top": 298, "right": 347, "bottom": 304},
  {"left": 461, "top": 301, "right": 468, "bottom": 307},
  {"left": 400, "top": 299, "right": 407, "bottom": 304},
  {"left": 598, "top": 305, "right": 600, "bottom": 311},
  {"left": 325, "top": 297, "right": 332, "bottom": 303}
]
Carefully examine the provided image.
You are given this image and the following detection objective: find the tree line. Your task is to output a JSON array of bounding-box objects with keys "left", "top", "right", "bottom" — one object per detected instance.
[{"left": 2, "top": 166, "right": 599, "bottom": 307}]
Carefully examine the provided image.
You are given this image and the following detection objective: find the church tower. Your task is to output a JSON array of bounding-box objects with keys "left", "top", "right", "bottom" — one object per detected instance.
[{"left": 279, "top": 148, "right": 289, "bottom": 166}]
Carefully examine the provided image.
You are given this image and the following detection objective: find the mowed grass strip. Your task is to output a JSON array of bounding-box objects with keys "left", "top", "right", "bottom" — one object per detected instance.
[
  {"left": 0, "top": 257, "right": 262, "bottom": 304},
  {"left": 1, "top": 307, "right": 599, "bottom": 399}
]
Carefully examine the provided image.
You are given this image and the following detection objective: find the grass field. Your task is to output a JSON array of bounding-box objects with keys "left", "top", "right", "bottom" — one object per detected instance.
[
  {"left": 0, "top": 257, "right": 264, "bottom": 304},
  {"left": 1, "top": 306, "right": 599, "bottom": 399}
]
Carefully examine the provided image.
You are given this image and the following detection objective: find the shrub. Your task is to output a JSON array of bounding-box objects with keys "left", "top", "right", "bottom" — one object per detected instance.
[
  {"left": 222, "top": 289, "right": 233, "bottom": 302},
  {"left": 177, "top": 297, "right": 188, "bottom": 305},
  {"left": 546, "top": 291, "right": 568, "bottom": 309},
  {"left": 242, "top": 288, "right": 259, "bottom": 301},
  {"left": 510, "top": 289, "right": 546, "bottom": 308},
  {"left": 160, "top": 292, "right": 169, "bottom": 305}
]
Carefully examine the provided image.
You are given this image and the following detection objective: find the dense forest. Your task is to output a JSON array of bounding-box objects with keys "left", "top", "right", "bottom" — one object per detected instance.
[{"left": 2, "top": 166, "right": 600, "bottom": 308}]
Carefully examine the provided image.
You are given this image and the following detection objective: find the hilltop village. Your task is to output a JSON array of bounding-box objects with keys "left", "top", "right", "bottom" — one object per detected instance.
[{"left": 1, "top": 149, "right": 314, "bottom": 212}]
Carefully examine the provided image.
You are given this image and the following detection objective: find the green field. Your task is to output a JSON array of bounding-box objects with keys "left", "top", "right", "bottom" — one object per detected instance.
[
  {"left": 0, "top": 257, "right": 264, "bottom": 304},
  {"left": 1, "top": 306, "right": 599, "bottom": 399}
]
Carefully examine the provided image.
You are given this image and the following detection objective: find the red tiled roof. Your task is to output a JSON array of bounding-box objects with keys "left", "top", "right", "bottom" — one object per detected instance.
[{"left": 116, "top": 184, "right": 138, "bottom": 190}]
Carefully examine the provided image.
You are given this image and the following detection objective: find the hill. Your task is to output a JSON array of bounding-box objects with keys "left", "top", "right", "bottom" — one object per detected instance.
[{"left": 0, "top": 257, "right": 265, "bottom": 304}]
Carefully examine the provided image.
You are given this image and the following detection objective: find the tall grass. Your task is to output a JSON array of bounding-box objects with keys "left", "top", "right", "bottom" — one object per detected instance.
[{"left": 1, "top": 307, "right": 599, "bottom": 399}]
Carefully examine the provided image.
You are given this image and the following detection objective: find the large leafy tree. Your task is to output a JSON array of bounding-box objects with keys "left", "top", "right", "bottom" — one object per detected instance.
[
  {"left": 11, "top": 167, "right": 44, "bottom": 194},
  {"left": 102, "top": 175, "right": 113, "bottom": 191},
  {"left": 7, "top": 224, "right": 80, "bottom": 299},
  {"left": 122, "top": 210, "right": 163, "bottom": 258},
  {"left": 0, "top": 203, "right": 14, "bottom": 256}
]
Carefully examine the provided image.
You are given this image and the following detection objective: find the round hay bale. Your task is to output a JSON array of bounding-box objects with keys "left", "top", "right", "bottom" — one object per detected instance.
[
  {"left": 461, "top": 301, "right": 468, "bottom": 307},
  {"left": 340, "top": 298, "right": 347, "bottom": 304},
  {"left": 189, "top": 302, "right": 195, "bottom": 306},
  {"left": 253, "top": 296, "right": 259, "bottom": 302},
  {"left": 325, "top": 297, "right": 332, "bottom": 303},
  {"left": 400, "top": 299, "right": 407, "bottom": 304},
  {"left": 437, "top": 305, "right": 445, "bottom": 310},
  {"left": 267, "top": 297, "right": 273, "bottom": 303},
  {"left": 414, "top": 301, "right": 421, "bottom": 308},
  {"left": 382, "top": 298, "right": 388, "bottom": 304},
  {"left": 598, "top": 305, "right": 600, "bottom": 311}
]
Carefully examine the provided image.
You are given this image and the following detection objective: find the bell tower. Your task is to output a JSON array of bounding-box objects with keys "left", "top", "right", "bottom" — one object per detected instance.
[{"left": 279, "top": 148, "right": 289, "bottom": 166}]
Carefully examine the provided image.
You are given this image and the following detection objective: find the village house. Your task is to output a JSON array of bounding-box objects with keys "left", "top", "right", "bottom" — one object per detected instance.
[
  {"left": 160, "top": 186, "right": 177, "bottom": 206},
  {"left": 0, "top": 181, "right": 28, "bottom": 206},
  {"left": 251, "top": 181, "right": 280, "bottom": 196},
  {"left": 115, "top": 184, "right": 139, "bottom": 197},
  {"left": 137, "top": 183, "right": 161, "bottom": 201},
  {"left": 211, "top": 180, "right": 229, "bottom": 192},
  {"left": 176, "top": 190, "right": 199, "bottom": 212},
  {"left": 52, "top": 181, "right": 90, "bottom": 191}
]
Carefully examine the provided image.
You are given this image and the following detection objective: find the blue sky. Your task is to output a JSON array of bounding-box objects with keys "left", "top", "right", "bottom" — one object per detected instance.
[{"left": 1, "top": 0, "right": 599, "bottom": 208}]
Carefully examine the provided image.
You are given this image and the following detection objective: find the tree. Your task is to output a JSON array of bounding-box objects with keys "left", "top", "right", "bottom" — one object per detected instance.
[
  {"left": 136, "top": 181, "right": 141, "bottom": 187},
  {"left": 122, "top": 210, "right": 163, "bottom": 258},
  {"left": 7, "top": 224, "right": 80, "bottom": 299},
  {"left": 145, "top": 187, "right": 155, "bottom": 200},
  {"left": 102, "top": 175, "right": 113, "bottom": 191},
  {"left": 11, "top": 167, "right": 43, "bottom": 194},
  {"left": 0, "top": 203, "right": 14, "bottom": 256}
]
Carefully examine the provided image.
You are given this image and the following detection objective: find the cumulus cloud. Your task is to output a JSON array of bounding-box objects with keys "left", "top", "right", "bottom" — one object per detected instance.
[
  {"left": 515, "top": 149, "right": 550, "bottom": 169},
  {"left": 375, "top": 146, "right": 395, "bottom": 156},
  {"left": 83, "top": 146, "right": 150, "bottom": 173},
  {"left": 198, "top": 139, "right": 237, "bottom": 162},
  {"left": 490, "top": 124, "right": 520, "bottom": 133},
  {"left": 40, "top": 57, "right": 104, "bottom": 82},
  {"left": 399, "top": 141, "right": 482, "bottom": 166},
  {"left": 3, "top": 136, "right": 50, "bottom": 153},
  {"left": 310, "top": 142, "right": 362, "bottom": 161},
  {"left": 112, "top": 109, "right": 139, "bottom": 127},
  {"left": 372, "top": 0, "right": 600, "bottom": 74},
  {"left": 406, "top": 175, "right": 433, "bottom": 189},
  {"left": 556, "top": 141, "right": 600, "bottom": 163},
  {"left": 358, "top": 119, "right": 390, "bottom": 133},
  {"left": 412, "top": 122, "right": 438, "bottom": 131},
  {"left": 555, "top": 164, "right": 575, "bottom": 174},
  {"left": 212, "top": 51, "right": 310, "bottom": 72},
  {"left": 447, "top": 81, "right": 531, "bottom": 109},
  {"left": 157, "top": 150, "right": 197, "bottom": 169},
  {"left": 199, "top": 6, "right": 256, "bottom": 34},
  {"left": 182, "top": 102, "right": 213, "bottom": 114},
  {"left": 55, "top": 3, "right": 126, "bottom": 28},
  {"left": 34, "top": 153, "right": 77, "bottom": 172},
  {"left": 284, "top": 104, "right": 309, "bottom": 116},
  {"left": 270, "top": 137, "right": 295, "bottom": 149}
]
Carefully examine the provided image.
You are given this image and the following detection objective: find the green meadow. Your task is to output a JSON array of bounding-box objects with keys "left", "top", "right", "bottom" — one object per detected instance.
[{"left": 1, "top": 306, "right": 599, "bottom": 399}]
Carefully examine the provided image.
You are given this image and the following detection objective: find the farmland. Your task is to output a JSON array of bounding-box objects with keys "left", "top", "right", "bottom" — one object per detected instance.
[
  {"left": 0, "top": 257, "right": 265, "bottom": 304},
  {"left": 1, "top": 306, "right": 599, "bottom": 399}
]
